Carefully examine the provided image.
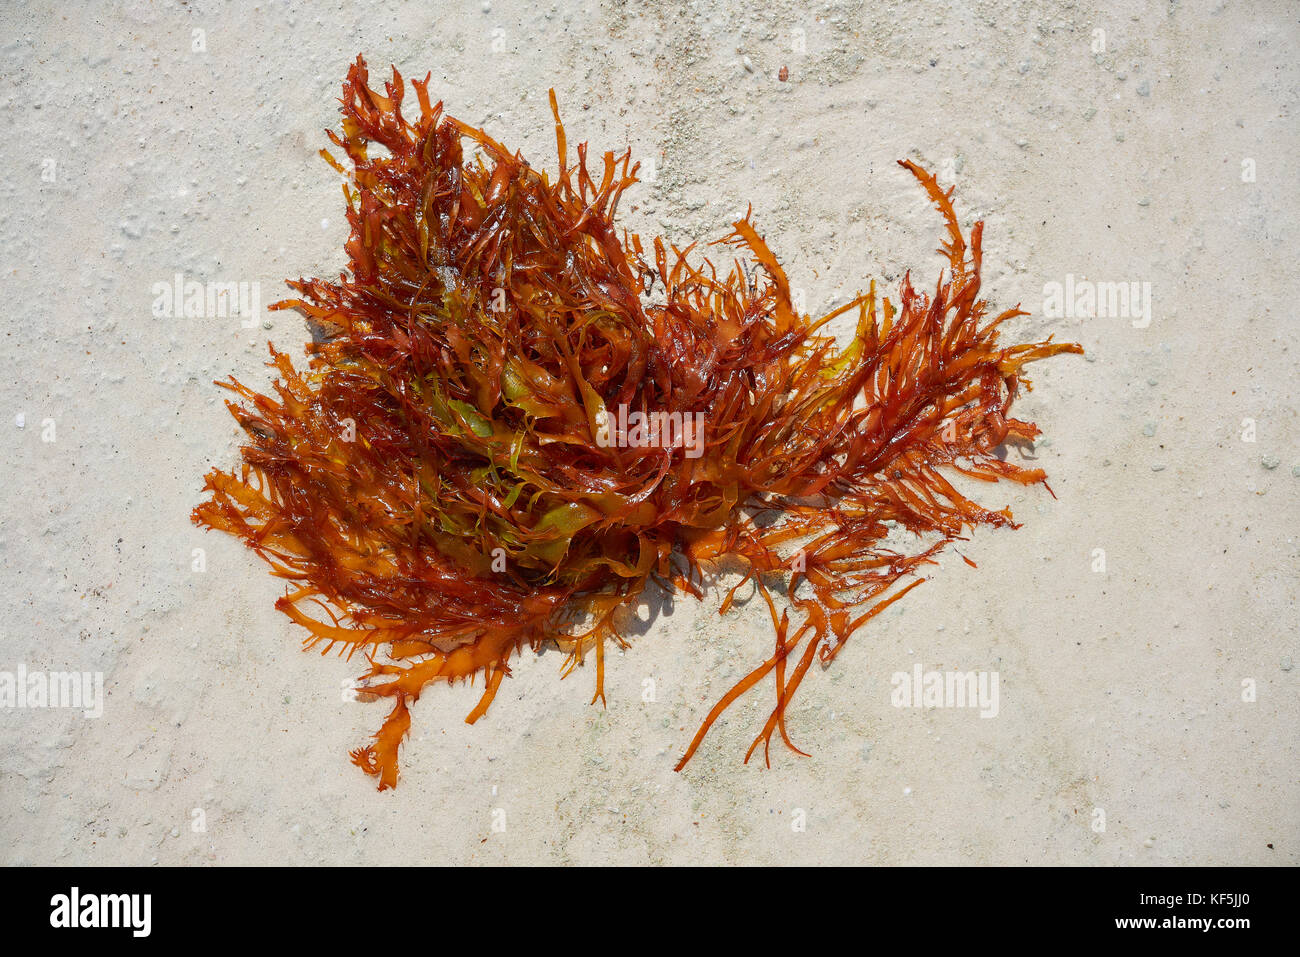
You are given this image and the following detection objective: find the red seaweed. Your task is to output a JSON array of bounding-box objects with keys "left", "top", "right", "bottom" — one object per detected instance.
[{"left": 192, "top": 56, "right": 1082, "bottom": 789}]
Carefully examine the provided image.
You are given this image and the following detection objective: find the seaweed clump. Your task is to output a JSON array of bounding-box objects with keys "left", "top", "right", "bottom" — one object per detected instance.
[{"left": 193, "top": 56, "right": 1081, "bottom": 789}]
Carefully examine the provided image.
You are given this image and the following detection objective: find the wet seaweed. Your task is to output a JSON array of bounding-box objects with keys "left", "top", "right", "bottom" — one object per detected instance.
[{"left": 193, "top": 56, "right": 1081, "bottom": 789}]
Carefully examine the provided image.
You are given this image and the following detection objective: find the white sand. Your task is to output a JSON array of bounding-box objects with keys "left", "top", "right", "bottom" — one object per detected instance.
[{"left": 1, "top": 0, "right": 1295, "bottom": 865}]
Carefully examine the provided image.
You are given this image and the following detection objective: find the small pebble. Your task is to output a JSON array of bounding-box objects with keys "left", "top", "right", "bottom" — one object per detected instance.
[
  {"left": 1151, "top": 464, "right": 1166, "bottom": 472},
  {"left": 1261, "top": 455, "right": 1280, "bottom": 470},
  {"left": 1282, "top": 657, "right": 1293, "bottom": 672}
]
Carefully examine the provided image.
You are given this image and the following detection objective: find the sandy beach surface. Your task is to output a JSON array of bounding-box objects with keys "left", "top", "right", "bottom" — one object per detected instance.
[{"left": 1, "top": 0, "right": 1295, "bottom": 865}]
